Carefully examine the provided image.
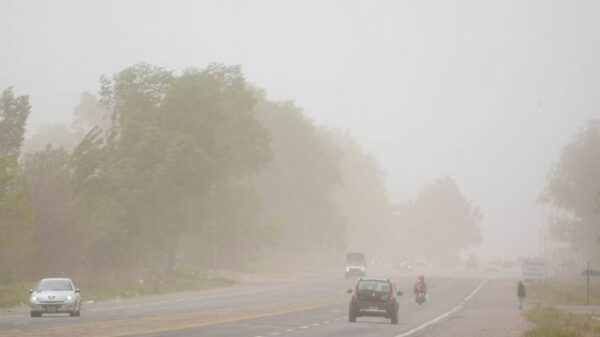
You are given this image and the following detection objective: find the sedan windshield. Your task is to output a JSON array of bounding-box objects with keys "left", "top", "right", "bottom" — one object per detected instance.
[{"left": 36, "top": 280, "right": 72, "bottom": 291}]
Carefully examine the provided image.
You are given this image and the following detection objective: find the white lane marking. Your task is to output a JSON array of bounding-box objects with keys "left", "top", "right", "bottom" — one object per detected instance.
[
  {"left": 323, "top": 320, "right": 330, "bottom": 324},
  {"left": 394, "top": 280, "right": 488, "bottom": 337},
  {"left": 269, "top": 332, "right": 280, "bottom": 335},
  {"left": 286, "top": 328, "right": 295, "bottom": 332},
  {"left": 300, "top": 325, "right": 310, "bottom": 329},
  {"left": 311, "top": 322, "right": 320, "bottom": 326}
]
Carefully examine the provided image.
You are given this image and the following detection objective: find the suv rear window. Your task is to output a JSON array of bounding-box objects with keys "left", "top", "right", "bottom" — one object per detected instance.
[
  {"left": 346, "top": 253, "right": 366, "bottom": 264},
  {"left": 357, "top": 280, "right": 390, "bottom": 292}
]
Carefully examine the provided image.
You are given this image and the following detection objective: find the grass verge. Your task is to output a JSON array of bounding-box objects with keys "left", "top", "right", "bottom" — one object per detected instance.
[
  {"left": 527, "top": 279, "right": 600, "bottom": 306},
  {"left": 525, "top": 306, "right": 600, "bottom": 337},
  {"left": 0, "top": 271, "right": 235, "bottom": 309}
]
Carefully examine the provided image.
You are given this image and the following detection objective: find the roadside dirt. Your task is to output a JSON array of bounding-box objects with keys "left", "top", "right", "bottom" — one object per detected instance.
[{"left": 417, "top": 279, "right": 533, "bottom": 337}]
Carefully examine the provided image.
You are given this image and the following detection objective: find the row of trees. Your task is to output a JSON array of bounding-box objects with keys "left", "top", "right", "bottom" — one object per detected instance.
[
  {"left": 0, "top": 63, "right": 402, "bottom": 280},
  {"left": 1, "top": 62, "right": 485, "bottom": 281}
]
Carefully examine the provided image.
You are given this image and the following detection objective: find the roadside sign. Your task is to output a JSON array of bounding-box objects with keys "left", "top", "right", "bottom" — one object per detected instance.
[
  {"left": 521, "top": 258, "right": 546, "bottom": 281},
  {"left": 583, "top": 269, "right": 600, "bottom": 276}
]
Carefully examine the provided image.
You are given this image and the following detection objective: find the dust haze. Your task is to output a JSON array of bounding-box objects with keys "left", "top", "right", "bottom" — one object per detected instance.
[{"left": 2, "top": 0, "right": 599, "bottom": 277}]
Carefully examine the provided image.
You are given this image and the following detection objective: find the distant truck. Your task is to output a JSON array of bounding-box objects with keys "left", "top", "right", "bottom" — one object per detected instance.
[{"left": 345, "top": 252, "right": 367, "bottom": 278}]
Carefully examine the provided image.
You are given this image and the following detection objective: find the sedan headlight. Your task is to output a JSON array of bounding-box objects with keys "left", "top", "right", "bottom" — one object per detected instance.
[
  {"left": 66, "top": 295, "right": 73, "bottom": 302},
  {"left": 30, "top": 296, "right": 39, "bottom": 302},
  {"left": 345, "top": 267, "right": 350, "bottom": 272}
]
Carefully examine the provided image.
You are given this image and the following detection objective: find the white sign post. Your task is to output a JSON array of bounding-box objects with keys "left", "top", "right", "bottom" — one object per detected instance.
[{"left": 521, "top": 258, "right": 546, "bottom": 281}]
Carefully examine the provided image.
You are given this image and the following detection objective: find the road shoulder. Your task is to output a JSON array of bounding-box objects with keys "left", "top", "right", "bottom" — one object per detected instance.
[{"left": 418, "top": 279, "right": 532, "bottom": 337}]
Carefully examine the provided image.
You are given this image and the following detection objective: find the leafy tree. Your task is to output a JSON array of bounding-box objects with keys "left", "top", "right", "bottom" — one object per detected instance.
[
  {"left": 541, "top": 120, "right": 600, "bottom": 262},
  {"left": 0, "top": 87, "right": 30, "bottom": 157},
  {"left": 252, "top": 97, "right": 344, "bottom": 263},
  {"left": 23, "top": 146, "right": 84, "bottom": 274},
  {"left": 397, "top": 177, "right": 482, "bottom": 264},
  {"left": 330, "top": 132, "right": 396, "bottom": 256},
  {"left": 23, "top": 92, "right": 108, "bottom": 154},
  {"left": 72, "top": 63, "right": 270, "bottom": 271},
  {"left": 0, "top": 87, "right": 33, "bottom": 280}
]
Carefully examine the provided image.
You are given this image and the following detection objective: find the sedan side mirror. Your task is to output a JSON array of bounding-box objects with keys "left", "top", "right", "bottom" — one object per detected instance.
[
  {"left": 347, "top": 289, "right": 353, "bottom": 294},
  {"left": 75, "top": 289, "right": 80, "bottom": 293},
  {"left": 397, "top": 291, "right": 403, "bottom": 296},
  {"left": 29, "top": 289, "right": 33, "bottom": 294}
]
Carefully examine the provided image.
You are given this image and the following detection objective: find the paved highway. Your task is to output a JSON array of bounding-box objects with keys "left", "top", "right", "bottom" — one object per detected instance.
[{"left": 0, "top": 271, "right": 486, "bottom": 337}]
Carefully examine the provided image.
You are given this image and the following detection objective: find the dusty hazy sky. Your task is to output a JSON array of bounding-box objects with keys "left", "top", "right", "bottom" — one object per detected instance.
[{"left": 2, "top": 0, "right": 599, "bottom": 260}]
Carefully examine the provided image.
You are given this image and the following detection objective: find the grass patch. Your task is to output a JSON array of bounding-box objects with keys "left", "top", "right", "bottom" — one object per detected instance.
[
  {"left": 0, "top": 281, "right": 34, "bottom": 309},
  {"left": 528, "top": 279, "right": 600, "bottom": 306},
  {"left": 0, "top": 271, "right": 235, "bottom": 309},
  {"left": 525, "top": 306, "right": 600, "bottom": 337}
]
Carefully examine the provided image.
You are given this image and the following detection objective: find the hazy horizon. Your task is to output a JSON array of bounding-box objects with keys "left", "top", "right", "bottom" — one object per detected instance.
[{"left": 3, "top": 0, "right": 599, "bottom": 261}]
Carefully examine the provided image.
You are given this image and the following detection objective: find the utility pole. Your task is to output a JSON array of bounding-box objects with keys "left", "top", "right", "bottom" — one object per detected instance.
[{"left": 587, "top": 261, "right": 590, "bottom": 306}]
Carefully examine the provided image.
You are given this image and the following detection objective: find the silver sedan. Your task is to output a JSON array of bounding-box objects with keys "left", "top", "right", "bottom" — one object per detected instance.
[{"left": 29, "top": 278, "right": 81, "bottom": 317}]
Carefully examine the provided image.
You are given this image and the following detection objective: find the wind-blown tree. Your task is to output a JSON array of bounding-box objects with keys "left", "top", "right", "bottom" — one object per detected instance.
[
  {"left": 0, "top": 87, "right": 30, "bottom": 157},
  {"left": 397, "top": 177, "right": 482, "bottom": 264},
  {"left": 24, "top": 146, "right": 84, "bottom": 275},
  {"left": 252, "top": 97, "right": 344, "bottom": 264},
  {"left": 541, "top": 120, "right": 600, "bottom": 263},
  {"left": 0, "top": 87, "right": 33, "bottom": 280},
  {"left": 71, "top": 63, "right": 270, "bottom": 271},
  {"left": 23, "top": 92, "right": 108, "bottom": 154},
  {"left": 330, "top": 132, "right": 396, "bottom": 256}
]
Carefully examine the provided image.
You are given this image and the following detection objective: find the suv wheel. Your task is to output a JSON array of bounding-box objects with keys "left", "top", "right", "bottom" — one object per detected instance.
[{"left": 391, "top": 311, "right": 399, "bottom": 324}]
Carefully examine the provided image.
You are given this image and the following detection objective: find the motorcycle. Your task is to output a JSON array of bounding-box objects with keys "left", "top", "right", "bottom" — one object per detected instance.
[{"left": 415, "top": 291, "right": 426, "bottom": 305}]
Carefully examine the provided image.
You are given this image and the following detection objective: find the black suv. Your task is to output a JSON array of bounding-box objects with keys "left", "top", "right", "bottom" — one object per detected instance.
[{"left": 347, "top": 278, "right": 403, "bottom": 324}]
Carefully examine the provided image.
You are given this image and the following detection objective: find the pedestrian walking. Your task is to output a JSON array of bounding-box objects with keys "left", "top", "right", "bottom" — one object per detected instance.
[{"left": 517, "top": 280, "right": 526, "bottom": 310}]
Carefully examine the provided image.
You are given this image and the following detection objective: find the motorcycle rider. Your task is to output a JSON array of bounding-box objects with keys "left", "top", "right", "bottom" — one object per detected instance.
[{"left": 414, "top": 275, "right": 427, "bottom": 299}]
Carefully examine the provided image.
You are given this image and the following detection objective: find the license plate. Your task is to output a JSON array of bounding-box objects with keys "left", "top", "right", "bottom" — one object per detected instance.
[
  {"left": 368, "top": 306, "right": 378, "bottom": 310},
  {"left": 46, "top": 307, "right": 56, "bottom": 312}
]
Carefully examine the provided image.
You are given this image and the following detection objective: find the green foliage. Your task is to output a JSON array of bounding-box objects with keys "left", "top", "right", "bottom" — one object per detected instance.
[
  {"left": 525, "top": 306, "right": 600, "bottom": 337},
  {"left": 252, "top": 98, "right": 344, "bottom": 258},
  {"left": 0, "top": 87, "right": 30, "bottom": 157},
  {"left": 542, "top": 121, "right": 600, "bottom": 262},
  {"left": 23, "top": 146, "right": 86, "bottom": 274},
  {"left": 0, "top": 147, "right": 33, "bottom": 281},
  {"left": 1, "top": 62, "right": 398, "bottom": 289},
  {"left": 331, "top": 132, "right": 396, "bottom": 255},
  {"left": 73, "top": 63, "right": 271, "bottom": 270},
  {"left": 0, "top": 87, "right": 33, "bottom": 281},
  {"left": 397, "top": 177, "right": 482, "bottom": 263}
]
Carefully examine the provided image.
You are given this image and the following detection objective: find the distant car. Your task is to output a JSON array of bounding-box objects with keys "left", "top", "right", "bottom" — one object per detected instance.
[
  {"left": 394, "top": 258, "right": 413, "bottom": 272},
  {"left": 29, "top": 278, "right": 81, "bottom": 317},
  {"left": 347, "top": 278, "right": 402, "bottom": 324},
  {"left": 345, "top": 252, "right": 367, "bottom": 278},
  {"left": 412, "top": 256, "right": 428, "bottom": 268}
]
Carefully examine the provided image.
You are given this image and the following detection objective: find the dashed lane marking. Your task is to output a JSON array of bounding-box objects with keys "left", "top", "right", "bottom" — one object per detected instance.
[{"left": 394, "top": 280, "right": 488, "bottom": 337}]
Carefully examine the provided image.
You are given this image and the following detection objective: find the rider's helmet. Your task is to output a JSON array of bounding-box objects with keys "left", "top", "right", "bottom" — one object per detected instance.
[{"left": 418, "top": 275, "right": 425, "bottom": 281}]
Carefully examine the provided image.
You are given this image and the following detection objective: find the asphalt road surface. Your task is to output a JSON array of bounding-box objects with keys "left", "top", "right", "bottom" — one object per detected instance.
[{"left": 0, "top": 272, "right": 486, "bottom": 337}]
